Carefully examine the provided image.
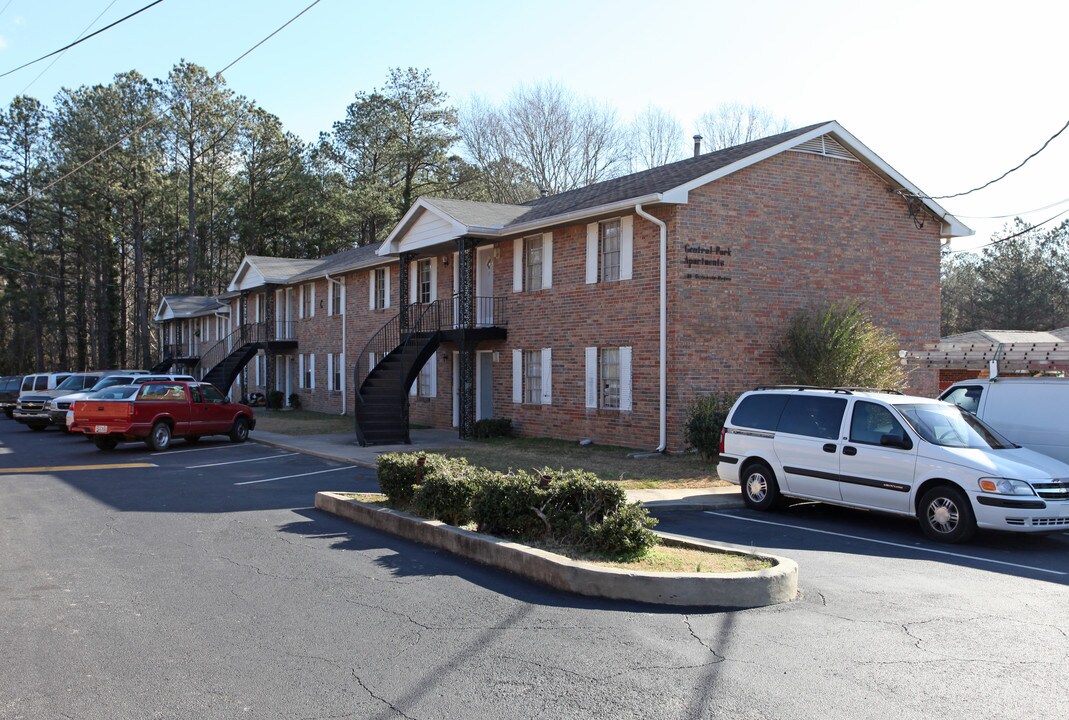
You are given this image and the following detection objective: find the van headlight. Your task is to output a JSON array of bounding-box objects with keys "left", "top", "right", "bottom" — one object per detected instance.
[{"left": 978, "top": 478, "right": 1036, "bottom": 496}]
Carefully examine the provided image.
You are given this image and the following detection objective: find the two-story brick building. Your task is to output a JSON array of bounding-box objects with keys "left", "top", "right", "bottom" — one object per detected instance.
[{"left": 154, "top": 120, "right": 970, "bottom": 451}]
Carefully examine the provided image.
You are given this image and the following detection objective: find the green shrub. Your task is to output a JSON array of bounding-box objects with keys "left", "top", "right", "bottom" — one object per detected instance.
[
  {"left": 779, "top": 299, "right": 907, "bottom": 390},
  {"left": 585, "top": 503, "right": 658, "bottom": 558},
  {"left": 473, "top": 418, "right": 512, "bottom": 439},
  {"left": 288, "top": 393, "right": 302, "bottom": 409},
  {"left": 470, "top": 470, "right": 547, "bottom": 537},
  {"left": 376, "top": 452, "right": 469, "bottom": 504},
  {"left": 684, "top": 394, "right": 736, "bottom": 461},
  {"left": 267, "top": 390, "right": 284, "bottom": 410},
  {"left": 414, "top": 465, "right": 488, "bottom": 526}
]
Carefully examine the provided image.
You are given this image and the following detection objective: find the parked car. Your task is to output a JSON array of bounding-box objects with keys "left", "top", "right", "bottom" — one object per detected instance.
[
  {"left": 74, "top": 381, "right": 255, "bottom": 451},
  {"left": 14, "top": 372, "right": 90, "bottom": 430},
  {"left": 50, "top": 373, "right": 195, "bottom": 429},
  {"left": 717, "top": 386, "right": 1069, "bottom": 543},
  {"left": 0, "top": 375, "right": 23, "bottom": 418},
  {"left": 939, "top": 377, "right": 1069, "bottom": 465}
]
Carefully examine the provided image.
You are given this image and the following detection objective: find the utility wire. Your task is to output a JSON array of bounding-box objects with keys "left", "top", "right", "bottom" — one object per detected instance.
[
  {"left": 947, "top": 207, "right": 1069, "bottom": 254},
  {"left": 0, "top": 0, "right": 165, "bottom": 79},
  {"left": 928, "top": 118, "right": 1069, "bottom": 200},
  {"left": 951, "top": 195, "right": 1069, "bottom": 220},
  {"left": 20, "top": 0, "right": 120, "bottom": 95},
  {"left": 0, "top": 0, "right": 15, "bottom": 21},
  {"left": 0, "top": 0, "right": 323, "bottom": 217}
]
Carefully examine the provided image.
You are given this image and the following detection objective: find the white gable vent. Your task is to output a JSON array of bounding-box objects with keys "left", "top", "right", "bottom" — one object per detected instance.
[{"left": 790, "top": 134, "right": 858, "bottom": 161}]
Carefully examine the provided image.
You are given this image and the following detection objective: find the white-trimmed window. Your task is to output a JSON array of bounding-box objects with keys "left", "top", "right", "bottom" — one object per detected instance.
[
  {"left": 299, "top": 353, "right": 315, "bottom": 389},
  {"left": 512, "top": 348, "right": 552, "bottom": 405},
  {"left": 327, "top": 352, "right": 343, "bottom": 391},
  {"left": 585, "top": 346, "right": 632, "bottom": 411},
  {"left": 513, "top": 233, "right": 553, "bottom": 292},
  {"left": 300, "top": 283, "right": 315, "bottom": 318},
  {"left": 585, "top": 217, "right": 633, "bottom": 284},
  {"left": 410, "top": 354, "right": 437, "bottom": 398},
  {"left": 417, "top": 259, "right": 432, "bottom": 304},
  {"left": 328, "top": 281, "right": 343, "bottom": 316},
  {"left": 370, "top": 267, "right": 389, "bottom": 310}
]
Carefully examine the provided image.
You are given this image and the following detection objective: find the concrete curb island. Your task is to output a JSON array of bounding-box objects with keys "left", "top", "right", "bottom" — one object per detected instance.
[{"left": 315, "top": 491, "right": 798, "bottom": 608}]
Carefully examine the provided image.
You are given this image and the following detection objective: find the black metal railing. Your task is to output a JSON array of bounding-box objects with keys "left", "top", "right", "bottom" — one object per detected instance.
[
  {"left": 195, "top": 322, "right": 270, "bottom": 377},
  {"left": 159, "top": 343, "right": 186, "bottom": 360},
  {"left": 450, "top": 295, "right": 509, "bottom": 329},
  {"left": 273, "top": 320, "right": 297, "bottom": 340},
  {"left": 354, "top": 301, "right": 443, "bottom": 407}
]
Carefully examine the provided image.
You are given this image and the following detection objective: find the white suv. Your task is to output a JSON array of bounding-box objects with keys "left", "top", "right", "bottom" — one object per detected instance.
[{"left": 717, "top": 386, "right": 1069, "bottom": 543}]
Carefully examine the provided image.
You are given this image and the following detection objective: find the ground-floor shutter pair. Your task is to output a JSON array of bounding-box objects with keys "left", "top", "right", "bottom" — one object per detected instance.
[
  {"left": 512, "top": 349, "right": 552, "bottom": 404},
  {"left": 585, "top": 347, "right": 632, "bottom": 410}
]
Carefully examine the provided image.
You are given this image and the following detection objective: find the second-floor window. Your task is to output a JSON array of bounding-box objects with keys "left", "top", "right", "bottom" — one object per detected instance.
[
  {"left": 374, "top": 267, "right": 387, "bottom": 310},
  {"left": 301, "top": 283, "right": 314, "bottom": 318},
  {"left": 417, "top": 259, "right": 432, "bottom": 304},
  {"left": 330, "top": 281, "right": 342, "bottom": 316},
  {"left": 600, "top": 220, "right": 621, "bottom": 282},
  {"left": 524, "top": 236, "right": 543, "bottom": 291}
]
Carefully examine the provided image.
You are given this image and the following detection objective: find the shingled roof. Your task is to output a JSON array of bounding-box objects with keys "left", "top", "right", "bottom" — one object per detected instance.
[
  {"left": 286, "top": 243, "right": 386, "bottom": 283},
  {"left": 154, "top": 295, "right": 227, "bottom": 322}
]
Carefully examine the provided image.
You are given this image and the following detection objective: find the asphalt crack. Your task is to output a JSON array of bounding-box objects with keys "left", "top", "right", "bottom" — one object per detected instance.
[
  {"left": 351, "top": 669, "right": 419, "bottom": 720},
  {"left": 682, "top": 615, "right": 726, "bottom": 662}
]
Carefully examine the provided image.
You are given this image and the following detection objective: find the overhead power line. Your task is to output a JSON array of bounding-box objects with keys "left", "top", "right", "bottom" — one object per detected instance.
[
  {"left": 0, "top": 0, "right": 166, "bottom": 80},
  {"left": 951, "top": 195, "right": 1069, "bottom": 220},
  {"left": 20, "top": 0, "right": 121, "bottom": 95},
  {"left": 929, "top": 118, "right": 1069, "bottom": 200},
  {"left": 0, "top": 0, "right": 323, "bottom": 217},
  {"left": 948, "top": 207, "right": 1069, "bottom": 254}
]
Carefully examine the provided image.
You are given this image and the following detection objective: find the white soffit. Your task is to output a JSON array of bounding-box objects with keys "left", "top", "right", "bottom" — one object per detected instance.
[{"left": 379, "top": 200, "right": 469, "bottom": 256}]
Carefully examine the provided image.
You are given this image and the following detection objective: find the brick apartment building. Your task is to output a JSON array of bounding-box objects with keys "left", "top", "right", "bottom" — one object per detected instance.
[{"left": 154, "top": 120, "right": 970, "bottom": 451}]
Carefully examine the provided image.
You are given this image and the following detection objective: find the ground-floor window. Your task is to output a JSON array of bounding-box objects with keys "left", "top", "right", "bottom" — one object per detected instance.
[
  {"left": 412, "top": 354, "right": 437, "bottom": 398},
  {"left": 585, "top": 346, "right": 632, "bottom": 411},
  {"left": 328, "top": 352, "right": 343, "bottom": 391},
  {"left": 299, "top": 353, "right": 315, "bottom": 389},
  {"left": 512, "top": 348, "right": 552, "bottom": 405}
]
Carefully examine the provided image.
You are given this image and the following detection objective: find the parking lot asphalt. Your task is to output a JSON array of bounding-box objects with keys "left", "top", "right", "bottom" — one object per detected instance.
[{"left": 3, "top": 420, "right": 1068, "bottom": 720}]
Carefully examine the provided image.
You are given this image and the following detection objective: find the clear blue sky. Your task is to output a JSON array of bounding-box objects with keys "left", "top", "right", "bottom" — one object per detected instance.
[{"left": 1, "top": 0, "right": 1066, "bottom": 252}]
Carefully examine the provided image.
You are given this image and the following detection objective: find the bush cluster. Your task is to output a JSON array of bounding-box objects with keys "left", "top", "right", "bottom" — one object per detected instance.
[
  {"left": 473, "top": 418, "right": 512, "bottom": 439},
  {"left": 267, "top": 390, "right": 285, "bottom": 410},
  {"left": 375, "top": 454, "right": 658, "bottom": 558},
  {"left": 684, "top": 393, "right": 736, "bottom": 461}
]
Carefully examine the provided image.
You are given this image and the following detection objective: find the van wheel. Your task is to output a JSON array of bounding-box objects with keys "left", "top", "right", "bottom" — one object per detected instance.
[
  {"left": 94, "top": 437, "right": 118, "bottom": 451},
  {"left": 229, "top": 417, "right": 249, "bottom": 444},
  {"left": 918, "top": 485, "right": 976, "bottom": 543},
  {"left": 147, "top": 422, "right": 172, "bottom": 451},
  {"left": 740, "top": 461, "right": 780, "bottom": 511}
]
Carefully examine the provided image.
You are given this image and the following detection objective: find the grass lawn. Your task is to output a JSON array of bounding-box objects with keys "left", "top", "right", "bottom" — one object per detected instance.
[
  {"left": 252, "top": 409, "right": 354, "bottom": 435},
  {"left": 427, "top": 436, "right": 724, "bottom": 489}
]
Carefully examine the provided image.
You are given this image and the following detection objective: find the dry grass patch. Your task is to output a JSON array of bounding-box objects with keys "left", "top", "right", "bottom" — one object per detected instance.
[
  {"left": 429, "top": 436, "right": 725, "bottom": 489},
  {"left": 252, "top": 409, "right": 354, "bottom": 435}
]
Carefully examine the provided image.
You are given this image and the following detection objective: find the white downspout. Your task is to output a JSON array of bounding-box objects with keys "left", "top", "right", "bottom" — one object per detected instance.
[
  {"left": 635, "top": 203, "right": 667, "bottom": 452},
  {"left": 325, "top": 273, "right": 346, "bottom": 415}
]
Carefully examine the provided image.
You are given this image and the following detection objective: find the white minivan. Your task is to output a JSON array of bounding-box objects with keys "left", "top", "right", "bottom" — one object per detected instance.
[
  {"left": 717, "top": 387, "right": 1069, "bottom": 543},
  {"left": 940, "top": 378, "right": 1069, "bottom": 465}
]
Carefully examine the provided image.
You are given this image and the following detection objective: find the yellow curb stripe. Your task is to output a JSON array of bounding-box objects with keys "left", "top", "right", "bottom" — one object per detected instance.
[{"left": 0, "top": 463, "right": 157, "bottom": 474}]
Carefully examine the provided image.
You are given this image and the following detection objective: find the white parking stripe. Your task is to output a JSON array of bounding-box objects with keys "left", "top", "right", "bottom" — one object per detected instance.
[
  {"left": 234, "top": 466, "right": 352, "bottom": 485},
  {"left": 704, "top": 511, "right": 1067, "bottom": 576},
  {"left": 152, "top": 444, "right": 241, "bottom": 456},
  {"left": 187, "top": 452, "right": 297, "bottom": 469}
]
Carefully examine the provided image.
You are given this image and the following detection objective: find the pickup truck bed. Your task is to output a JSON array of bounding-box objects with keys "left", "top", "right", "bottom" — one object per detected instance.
[{"left": 75, "top": 381, "right": 255, "bottom": 451}]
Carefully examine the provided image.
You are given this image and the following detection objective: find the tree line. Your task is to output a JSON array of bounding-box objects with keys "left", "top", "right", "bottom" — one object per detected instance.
[{"left": 0, "top": 61, "right": 786, "bottom": 374}]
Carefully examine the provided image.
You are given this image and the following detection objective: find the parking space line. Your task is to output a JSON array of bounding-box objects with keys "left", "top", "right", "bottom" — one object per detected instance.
[
  {"left": 704, "top": 511, "right": 1067, "bottom": 576},
  {"left": 187, "top": 452, "right": 297, "bottom": 469},
  {"left": 153, "top": 445, "right": 241, "bottom": 457},
  {"left": 234, "top": 466, "right": 352, "bottom": 485},
  {"left": 0, "top": 463, "right": 157, "bottom": 474}
]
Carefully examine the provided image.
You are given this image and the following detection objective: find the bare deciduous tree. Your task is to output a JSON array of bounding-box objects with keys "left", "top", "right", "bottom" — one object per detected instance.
[
  {"left": 627, "top": 104, "right": 686, "bottom": 171},
  {"left": 694, "top": 102, "right": 790, "bottom": 152}
]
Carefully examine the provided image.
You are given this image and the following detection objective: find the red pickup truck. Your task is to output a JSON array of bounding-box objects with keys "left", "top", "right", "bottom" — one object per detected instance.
[{"left": 73, "top": 381, "right": 256, "bottom": 451}]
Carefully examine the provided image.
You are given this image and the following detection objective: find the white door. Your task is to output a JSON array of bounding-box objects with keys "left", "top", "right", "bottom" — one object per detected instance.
[
  {"left": 476, "top": 351, "right": 493, "bottom": 420},
  {"left": 476, "top": 246, "right": 494, "bottom": 326},
  {"left": 452, "top": 351, "right": 460, "bottom": 427}
]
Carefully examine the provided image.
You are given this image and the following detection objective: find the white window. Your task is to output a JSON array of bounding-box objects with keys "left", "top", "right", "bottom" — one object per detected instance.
[
  {"left": 300, "top": 283, "right": 315, "bottom": 318},
  {"left": 585, "top": 216, "right": 633, "bottom": 284},
  {"left": 329, "top": 281, "right": 343, "bottom": 316},
  {"left": 410, "top": 354, "right": 437, "bottom": 398},
  {"left": 513, "top": 233, "right": 553, "bottom": 292},
  {"left": 329, "top": 352, "right": 342, "bottom": 391},
  {"left": 370, "top": 267, "right": 389, "bottom": 310},
  {"left": 408, "top": 259, "right": 436, "bottom": 305},
  {"left": 512, "top": 348, "right": 552, "bottom": 405},
  {"left": 299, "top": 353, "right": 315, "bottom": 389},
  {"left": 585, "top": 346, "right": 632, "bottom": 411}
]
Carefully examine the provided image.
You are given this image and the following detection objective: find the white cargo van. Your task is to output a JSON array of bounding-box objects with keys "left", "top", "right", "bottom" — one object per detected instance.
[{"left": 939, "top": 378, "right": 1069, "bottom": 464}]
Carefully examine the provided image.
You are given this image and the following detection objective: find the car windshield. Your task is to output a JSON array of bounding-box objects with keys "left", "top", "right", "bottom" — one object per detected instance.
[
  {"left": 55, "top": 375, "right": 86, "bottom": 390},
  {"left": 896, "top": 403, "right": 1016, "bottom": 449},
  {"left": 88, "top": 385, "right": 140, "bottom": 400},
  {"left": 89, "top": 376, "right": 134, "bottom": 392}
]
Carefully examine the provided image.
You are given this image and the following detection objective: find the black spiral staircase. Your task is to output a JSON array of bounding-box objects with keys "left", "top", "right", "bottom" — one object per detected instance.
[{"left": 152, "top": 323, "right": 296, "bottom": 395}]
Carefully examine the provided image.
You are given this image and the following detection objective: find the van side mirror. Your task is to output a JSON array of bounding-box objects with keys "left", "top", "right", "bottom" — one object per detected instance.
[{"left": 880, "top": 433, "right": 913, "bottom": 450}]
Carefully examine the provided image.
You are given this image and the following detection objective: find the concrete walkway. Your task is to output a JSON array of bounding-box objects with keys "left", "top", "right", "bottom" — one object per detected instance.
[{"left": 250, "top": 428, "right": 744, "bottom": 511}]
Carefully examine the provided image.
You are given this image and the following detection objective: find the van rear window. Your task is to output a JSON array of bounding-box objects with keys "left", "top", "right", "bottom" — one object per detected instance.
[
  {"left": 778, "top": 396, "right": 848, "bottom": 440},
  {"left": 731, "top": 394, "right": 790, "bottom": 431}
]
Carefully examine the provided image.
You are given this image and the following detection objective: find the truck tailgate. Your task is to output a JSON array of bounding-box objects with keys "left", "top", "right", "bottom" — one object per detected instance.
[{"left": 77, "top": 400, "right": 133, "bottom": 430}]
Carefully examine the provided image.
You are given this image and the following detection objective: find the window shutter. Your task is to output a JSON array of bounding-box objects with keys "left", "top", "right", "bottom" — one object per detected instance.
[
  {"left": 339, "top": 353, "right": 345, "bottom": 389},
  {"left": 327, "top": 353, "right": 334, "bottom": 390},
  {"left": 541, "top": 348, "right": 552, "bottom": 405},
  {"left": 585, "top": 347, "right": 598, "bottom": 408},
  {"left": 542, "top": 232, "right": 553, "bottom": 289},
  {"left": 383, "top": 268, "right": 391, "bottom": 309},
  {"left": 620, "top": 215, "right": 633, "bottom": 281},
  {"left": 298, "top": 286, "right": 304, "bottom": 319},
  {"left": 512, "top": 349, "right": 522, "bottom": 403},
  {"left": 409, "top": 261, "right": 417, "bottom": 303},
  {"left": 340, "top": 283, "right": 345, "bottom": 315},
  {"left": 327, "top": 283, "right": 333, "bottom": 316},
  {"left": 311, "top": 284, "right": 316, "bottom": 317},
  {"left": 586, "top": 223, "right": 598, "bottom": 284},
  {"left": 513, "top": 238, "right": 523, "bottom": 292},
  {"left": 368, "top": 270, "right": 375, "bottom": 310},
  {"left": 619, "top": 346, "right": 633, "bottom": 411},
  {"left": 310, "top": 354, "right": 316, "bottom": 389},
  {"left": 298, "top": 354, "right": 305, "bottom": 388},
  {"left": 428, "top": 353, "right": 437, "bottom": 398}
]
